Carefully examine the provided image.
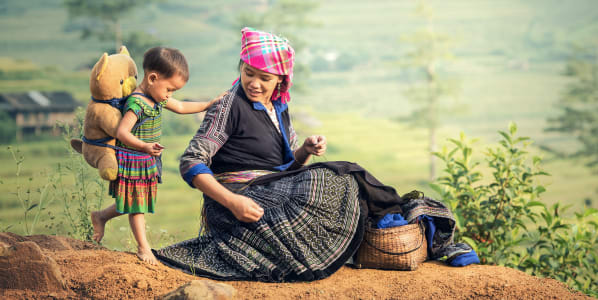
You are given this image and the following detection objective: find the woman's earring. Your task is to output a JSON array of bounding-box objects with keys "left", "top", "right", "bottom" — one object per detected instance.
[{"left": 277, "top": 83, "right": 281, "bottom": 93}]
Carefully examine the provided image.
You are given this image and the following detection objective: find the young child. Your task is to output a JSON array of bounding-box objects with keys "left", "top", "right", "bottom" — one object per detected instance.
[{"left": 91, "top": 46, "right": 219, "bottom": 265}]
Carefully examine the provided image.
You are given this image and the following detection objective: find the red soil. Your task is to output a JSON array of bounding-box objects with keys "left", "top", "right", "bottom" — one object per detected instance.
[{"left": 0, "top": 233, "right": 593, "bottom": 300}]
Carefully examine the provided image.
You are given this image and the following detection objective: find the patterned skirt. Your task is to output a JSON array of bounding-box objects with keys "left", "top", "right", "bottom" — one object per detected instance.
[
  {"left": 154, "top": 167, "right": 364, "bottom": 282},
  {"left": 109, "top": 149, "right": 160, "bottom": 214}
]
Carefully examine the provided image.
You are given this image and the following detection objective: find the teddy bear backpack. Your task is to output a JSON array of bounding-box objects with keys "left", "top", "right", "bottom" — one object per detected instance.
[{"left": 70, "top": 46, "right": 138, "bottom": 181}]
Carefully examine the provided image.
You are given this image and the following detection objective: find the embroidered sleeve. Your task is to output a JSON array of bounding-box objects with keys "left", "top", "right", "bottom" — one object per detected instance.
[
  {"left": 179, "top": 86, "right": 236, "bottom": 187},
  {"left": 124, "top": 97, "right": 143, "bottom": 119},
  {"left": 288, "top": 116, "right": 299, "bottom": 151}
]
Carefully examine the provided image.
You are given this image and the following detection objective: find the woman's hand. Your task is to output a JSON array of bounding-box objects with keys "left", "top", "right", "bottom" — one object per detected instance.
[
  {"left": 142, "top": 142, "right": 164, "bottom": 156},
  {"left": 303, "top": 135, "right": 327, "bottom": 156},
  {"left": 291, "top": 135, "right": 327, "bottom": 168},
  {"left": 227, "top": 194, "right": 264, "bottom": 222}
]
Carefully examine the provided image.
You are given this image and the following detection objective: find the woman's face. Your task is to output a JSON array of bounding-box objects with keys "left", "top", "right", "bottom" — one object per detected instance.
[{"left": 240, "top": 62, "right": 283, "bottom": 104}]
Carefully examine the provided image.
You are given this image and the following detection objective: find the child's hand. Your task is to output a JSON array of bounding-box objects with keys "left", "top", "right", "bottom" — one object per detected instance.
[
  {"left": 142, "top": 142, "right": 164, "bottom": 156},
  {"left": 208, "top": 91, "right": 229, "bottom": 107}
]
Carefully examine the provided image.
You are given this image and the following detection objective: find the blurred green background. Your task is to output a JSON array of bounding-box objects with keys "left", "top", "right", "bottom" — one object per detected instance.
[{"left": 1, "top": 0, "right": 597, "bottom": 251}]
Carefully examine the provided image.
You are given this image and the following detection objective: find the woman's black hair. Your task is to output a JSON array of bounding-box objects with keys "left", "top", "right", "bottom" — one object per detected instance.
[{"left": 143, "top": 47, "right": 189, "bottom": 81}]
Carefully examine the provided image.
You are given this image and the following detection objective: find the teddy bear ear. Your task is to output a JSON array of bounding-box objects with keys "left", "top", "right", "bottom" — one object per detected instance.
[
  {"left": 119, "top": 45, "right": 131, "bottom": 57},
  {"left": 95, "top": 53, "right": 109, "bottom": 81}
]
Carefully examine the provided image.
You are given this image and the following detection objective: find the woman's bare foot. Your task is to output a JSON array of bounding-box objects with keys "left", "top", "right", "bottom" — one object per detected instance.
[
  {"left": 137, "top": 247, "right": 159, "bottom": 265},
  {"left": 91, "top": 211, "right": 105, "bottom": 243}
]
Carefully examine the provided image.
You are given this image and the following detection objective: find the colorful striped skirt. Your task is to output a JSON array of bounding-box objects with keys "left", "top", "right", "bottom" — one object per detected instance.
[{"left": 109, "top": 149, "right": 160, "bottom": 214}]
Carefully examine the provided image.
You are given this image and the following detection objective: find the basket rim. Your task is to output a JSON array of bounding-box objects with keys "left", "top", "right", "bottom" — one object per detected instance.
[
  {"left": 362, "top": 222, "right": 425, "bottom": 256},
  {"left": 364, "top": 222, "right": 420, "bottom": 234}
]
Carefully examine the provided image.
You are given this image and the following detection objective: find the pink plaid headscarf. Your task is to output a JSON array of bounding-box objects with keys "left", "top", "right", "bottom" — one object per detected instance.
[{"left": 236, "top": 27, "right": 295, "bottom": 104}]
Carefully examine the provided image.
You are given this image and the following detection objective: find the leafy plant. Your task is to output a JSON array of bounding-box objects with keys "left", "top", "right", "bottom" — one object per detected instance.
[
  {"left": 5, "top": 146, "right": 57, "bottom": 235},
  {"left": 53, "top": 108, "right": 107, "bottom": 241},
  {"left": 519, "top": 204, "right": 598, "bottom": 295},
  {"left": 432, "top": 122, "right": 598, "bottom": 296}
]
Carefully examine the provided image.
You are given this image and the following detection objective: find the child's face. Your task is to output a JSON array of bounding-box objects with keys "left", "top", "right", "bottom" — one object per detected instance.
[{"left": 147, "top": 72, "right": 186, "bottom": 103}]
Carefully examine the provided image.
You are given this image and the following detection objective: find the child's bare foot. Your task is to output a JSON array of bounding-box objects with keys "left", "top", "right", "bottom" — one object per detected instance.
[
  {"left": 137, "top": 247, "right": 158, "bottom": 265},
  {"left": 91, "top": 211, "right": 105, "bottom": 243}
]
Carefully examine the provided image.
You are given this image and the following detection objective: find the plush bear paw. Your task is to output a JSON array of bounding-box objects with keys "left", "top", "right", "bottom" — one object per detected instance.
[{"left": 100, "top": 168, "right": 118, "bottom": 181}]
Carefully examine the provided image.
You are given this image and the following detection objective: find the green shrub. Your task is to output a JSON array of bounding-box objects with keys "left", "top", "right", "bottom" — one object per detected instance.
[{"left": 432, "top": 122, "right": 598, "bottom": 297}]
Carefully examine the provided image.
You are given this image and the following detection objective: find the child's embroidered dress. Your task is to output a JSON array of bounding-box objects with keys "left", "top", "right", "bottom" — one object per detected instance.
[{"left": 109, "top": 95, "right": 166, "bottom": 213}]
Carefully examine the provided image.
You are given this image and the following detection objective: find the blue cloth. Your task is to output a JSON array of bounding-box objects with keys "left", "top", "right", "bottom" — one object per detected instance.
[
  {"left": 420, "top": 215, "right": 436, "bottom": 253},
  {"left": 376, "top": 213, "right": 408, "bottom": 229},
  {"left": 420, "top": 215, "right": 479, "bottom": 266},
  {"left": 183, "top": 163, "right": 214, "bottom": 187},
  {"left": 449, "top": 250, "right": 480, "bottom": 267},
  {"left": 91, "top": 95, "right": 128, "bottom": 110}
]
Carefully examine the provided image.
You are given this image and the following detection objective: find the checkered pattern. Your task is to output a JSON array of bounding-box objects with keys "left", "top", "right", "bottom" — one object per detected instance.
[
  {"left": 240, "top": 27, "right": 295, "bottom": 104},
  {"left": 155, "top": 168, "right": 361, "bottom": 281}
]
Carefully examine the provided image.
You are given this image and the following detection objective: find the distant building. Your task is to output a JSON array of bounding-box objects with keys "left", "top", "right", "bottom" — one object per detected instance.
[{"left": 0, "top": 91, "right": 81, "bottom": 141}]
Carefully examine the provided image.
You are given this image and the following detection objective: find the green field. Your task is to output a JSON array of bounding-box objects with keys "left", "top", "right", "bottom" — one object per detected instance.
[
  {"left": 1, "top": 116, "right": 596, "bottom": 250},
  {"left": 1, "top": 0, "right": 598, "bottom": 250}
]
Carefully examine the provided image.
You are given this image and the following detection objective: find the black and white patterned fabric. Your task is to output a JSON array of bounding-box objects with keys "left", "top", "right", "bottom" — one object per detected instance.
[{"left": 155, "top": 167, "right": 364, "bottom": 282}]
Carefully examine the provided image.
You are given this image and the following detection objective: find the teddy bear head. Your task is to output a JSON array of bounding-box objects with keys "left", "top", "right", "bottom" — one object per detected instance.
[{"left": 89, "top": 46, "right": 138, "bottom": 101}]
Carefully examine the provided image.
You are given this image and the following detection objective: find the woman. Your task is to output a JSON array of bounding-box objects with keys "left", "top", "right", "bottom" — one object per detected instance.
[{"left": 154, "top": 27, "right": 467, "bottom": 281}]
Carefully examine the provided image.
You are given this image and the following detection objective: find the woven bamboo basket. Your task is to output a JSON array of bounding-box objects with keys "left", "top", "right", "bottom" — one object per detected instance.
[{"left": 353, "top": 222, "right": 427, "bottom": 270}]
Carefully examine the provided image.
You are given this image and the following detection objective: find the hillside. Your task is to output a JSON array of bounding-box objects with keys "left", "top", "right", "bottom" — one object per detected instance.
[
  {"left": 0, "top": 233, "right": 592, "bottom": 299},
  {"left": 2, "top": 1, "right": 598, "bottom": 210}
]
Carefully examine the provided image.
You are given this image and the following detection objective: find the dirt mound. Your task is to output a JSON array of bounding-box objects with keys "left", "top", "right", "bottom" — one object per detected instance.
[
  {"left": 0, "top": 241, "right": 66, "bottom": 292},
  {"left": 0, "top": 234, "right": 593, "bottom": 300}
]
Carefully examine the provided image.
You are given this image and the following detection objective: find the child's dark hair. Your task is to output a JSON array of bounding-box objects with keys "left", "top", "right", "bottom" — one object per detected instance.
[{"left": 143, "top": 47, "right": 189, "bottom": 81}]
